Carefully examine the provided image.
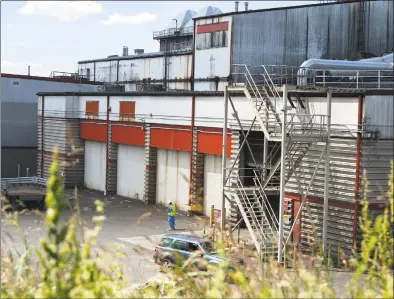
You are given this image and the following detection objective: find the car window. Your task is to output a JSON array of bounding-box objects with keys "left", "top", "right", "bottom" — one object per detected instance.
[
  {"left": 159, "top": 237, "right": 173, "bottom": 247},
  {"left": 188, "top": 242, "right": 200, "bottom": 252},
  {"left": 200, "top": 241, "right": 215, "bottom": 254},
  {"left": 171, "top": 240, "right": 189, "bottom": 251}
]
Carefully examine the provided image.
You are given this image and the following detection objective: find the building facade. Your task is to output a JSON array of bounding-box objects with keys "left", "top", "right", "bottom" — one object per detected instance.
[{"left": 1, "top": 73, "right": 102, "bottom": 177}]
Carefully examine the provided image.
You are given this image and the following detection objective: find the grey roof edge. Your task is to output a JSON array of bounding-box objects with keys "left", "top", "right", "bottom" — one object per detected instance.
[
  {"left": 36, "top": 90, "right": 226, "bottom": 97},
  {"left": 78, "top": 49, "right": 192, "bottom": 64},
  {"left": 193, "top": 0, "right": 367, "bottom": 21},
  {"left": 36, "top": 89, "right": 394, "bottom": 97}
]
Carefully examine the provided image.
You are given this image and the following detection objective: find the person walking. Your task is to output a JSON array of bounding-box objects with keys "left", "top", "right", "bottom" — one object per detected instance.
[{"left": 167, "top": 201, "right": 176, "bottom": 231}]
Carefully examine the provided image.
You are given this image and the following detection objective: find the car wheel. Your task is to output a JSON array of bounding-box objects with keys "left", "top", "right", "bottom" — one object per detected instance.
[{"left": 161, "top": 258, "right": 174, "bottom": 272}]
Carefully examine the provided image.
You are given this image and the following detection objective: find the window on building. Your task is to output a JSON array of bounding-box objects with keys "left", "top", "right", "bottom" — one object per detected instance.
[
  {"left": 196, "top": 21, "right": 229, "bottom": 50},
  {"left": 86, "top": 68, "right": 91, "bottom": 80},
  {"left": 119, "top": 101, "right": 135, "bottom": 121},
  {"left": 85, "top": 101, "right": 99, "bottom": 119}
]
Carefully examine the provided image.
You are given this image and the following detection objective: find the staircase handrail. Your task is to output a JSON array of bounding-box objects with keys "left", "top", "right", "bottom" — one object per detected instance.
[
  {"left": 252, "top": 170, "right": 279, "bottom": 229},
  {"left": 235, "top": 177, "right": 272, "bottom": 245}
]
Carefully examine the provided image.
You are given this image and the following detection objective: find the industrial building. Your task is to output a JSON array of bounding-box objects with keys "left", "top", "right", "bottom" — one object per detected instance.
[
  {"left": 78, "top": 1, "right": 393, "bottom": 92},
  {"left": 1, "top": 72, "right": 102, "bottom": 177},
  {"left": 35, "top": 0, "right": 393, "bottom": 261}
]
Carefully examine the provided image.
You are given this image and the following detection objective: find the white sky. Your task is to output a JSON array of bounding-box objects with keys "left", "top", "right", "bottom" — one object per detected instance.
[{"left": 1, "top": 1, "right": 318, "bottom": 76}]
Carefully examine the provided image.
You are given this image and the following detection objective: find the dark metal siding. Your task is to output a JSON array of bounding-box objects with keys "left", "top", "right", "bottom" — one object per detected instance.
[{"left": 232, "top": 1, "right": 393, "bottom": 67}]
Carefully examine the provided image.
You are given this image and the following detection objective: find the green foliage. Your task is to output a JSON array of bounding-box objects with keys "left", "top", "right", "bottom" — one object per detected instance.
[
  {"left": 1, "top": 148, "right": 125, "bottom": 299},
  {"left": 1, "top": 152, "right": 393, "bottom": 298}
]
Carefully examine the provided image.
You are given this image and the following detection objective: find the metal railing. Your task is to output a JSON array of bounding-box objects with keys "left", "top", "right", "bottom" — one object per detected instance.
[
  {"left": 232, "top": 64, "right": 393, "bottom": 90},
  {"left": 261, "top": 65, "right": 394, "bottom": 90},
  {"left": 153, "top": 26, "right": 194, "bottom": 38},
  {"left": 1, "top": 177, "right": 47, "bottom": 191},
  {"left": 234, "top": 177, "right": 277, "bottom": 251}
]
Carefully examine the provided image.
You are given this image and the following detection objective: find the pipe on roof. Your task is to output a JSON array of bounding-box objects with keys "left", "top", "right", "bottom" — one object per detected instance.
[{"left": 297, "top": 53, "right": 394, "bottom": 85}]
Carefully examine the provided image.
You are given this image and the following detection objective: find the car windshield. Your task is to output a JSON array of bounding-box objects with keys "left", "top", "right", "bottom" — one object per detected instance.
[{"left": 200, "top": 241, "right": 215, "bottom": 254}]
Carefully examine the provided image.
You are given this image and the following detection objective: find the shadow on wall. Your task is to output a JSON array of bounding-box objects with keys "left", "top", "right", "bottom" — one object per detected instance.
[{"left": 1, "top": 148, "right": 38, "bottom": 178}]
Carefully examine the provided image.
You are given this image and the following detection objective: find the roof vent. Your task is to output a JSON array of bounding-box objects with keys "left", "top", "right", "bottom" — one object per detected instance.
[
  {"left": 134, "top": 49, "right": 144, "bottom": 55},
  {"left": 123, "top": 46, "right": 129, "bottom": 56},
  {"left": 235, "top": 1, "right": 239, "bottom": 12},
  {"left": 244, "top": 2, "right": 248, "bottom": 11}
]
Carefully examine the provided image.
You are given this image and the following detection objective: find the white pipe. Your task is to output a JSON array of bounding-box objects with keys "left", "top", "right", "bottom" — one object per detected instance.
[{"left": 297, "top": 52, "right": 394, "bottom": 85}]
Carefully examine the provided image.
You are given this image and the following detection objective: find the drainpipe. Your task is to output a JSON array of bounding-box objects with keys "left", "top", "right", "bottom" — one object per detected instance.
[
  {"left": 105, "top": 95, "right": 110, "bottom": 196},
  {"left": 353, "top": 95, "right": 364, "bottom": 252},
  {"left": 189, "top": 95, "right": 196, "bottom": 211},
  {"left": 191, "top": 20, "right": 196, "bottom": 91},
  {"left": 41, "top": 96, "right": 45, "bottom": 177}
]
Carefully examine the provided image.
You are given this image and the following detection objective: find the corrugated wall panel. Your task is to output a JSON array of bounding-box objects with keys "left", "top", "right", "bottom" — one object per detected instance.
[
  {"left": 84, "top": 141, "right": 106, "bottom": 191},
  {"left": 300, "top": 201, "right": 354, "bottom": 256},
  {"left": 286, "top": 139, "right": 357, "bottom": 203},
  {"left": 1, "top": 77, "right": 98, "bottom": 148},
  {"left": 156, "top": 149, "right": 190, "bottom": 211},
  {"left": 365, "top": 0, "right": 394, "bottom": 56},
  {"left": 203, "top": 154, "right": 231, "bottom": 217},
  {"left": 360, "top": 139, "right": 393, "bottom": 202},
  {"left": 117, "top": 144, "right": 145, "bottom": 200},
  {"left": 43, "top": 119, "right": 68, "bottom": 153},
  {"left": 233, "top": 10, "right": 286, "bottom": 66},
  {"left": 232, "top": 1, "right": 393, "bottom": 67},
  {"left": 363, "top": 95, "right": 394, "bottom": 139}
]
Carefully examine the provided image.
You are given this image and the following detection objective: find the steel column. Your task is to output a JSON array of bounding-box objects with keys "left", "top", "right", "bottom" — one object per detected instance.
[
  {"left": 353, "top": 95, "right": 364, "bottom": 251},
  {"left": 322, "top": 88, "right": 332, "bottom": 257},
  {"left": 263, "top": 136, "right": 268, "bottom": 180},
  {"left": 41, "top": 96, "right": 45, "bottom": 178},
  {"left": 277, "top": 84, "right": 288, "bottom": 263},
  {"left": 221, "top": 86, "right": 229, "bottom": 230}
]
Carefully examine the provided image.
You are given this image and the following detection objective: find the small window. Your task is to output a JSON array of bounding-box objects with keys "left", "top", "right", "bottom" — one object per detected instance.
[
  {"left": 85, "top": 101, "right": 99, "bottom": 119},
  {"left": 171, "top": 240, "right": 189, "bottom": 251},
  {"left": 159, "top": 237, "right": 173, "bottom": 247},
  {"left": 119, "top": 101, "right": 135, "bottom": 121},
  {"left": 86, "top": 68, "right": 91, "bottom": 80}
]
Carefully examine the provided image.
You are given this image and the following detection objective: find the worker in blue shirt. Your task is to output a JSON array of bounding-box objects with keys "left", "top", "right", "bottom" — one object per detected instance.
[{"left": 167, "top": 201, "right": 176, "bottom": 231}]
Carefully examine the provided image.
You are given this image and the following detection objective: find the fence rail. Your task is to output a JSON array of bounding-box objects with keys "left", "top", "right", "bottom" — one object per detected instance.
[
  {"left": 1, "top": 177, "right": 47, "bottom": 191},
  {"left": 153, "top": 26, "right": 194, "bottom": 38},
  {"left": 232, "top": 64, "right": 394, "bottom": 90}
]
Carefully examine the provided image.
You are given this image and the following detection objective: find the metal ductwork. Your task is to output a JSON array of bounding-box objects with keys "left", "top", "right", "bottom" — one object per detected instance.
[{"left": 297, "top": 53, "right": 393, "bottom": 85}]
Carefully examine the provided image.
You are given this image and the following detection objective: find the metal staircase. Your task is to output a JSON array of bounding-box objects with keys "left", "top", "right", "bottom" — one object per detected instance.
[{"left": 224, "top": 64, "right": 329, "bottom": 257}]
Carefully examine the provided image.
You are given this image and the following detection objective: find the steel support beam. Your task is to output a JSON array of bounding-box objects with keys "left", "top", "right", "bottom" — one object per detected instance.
[
  {"left": 263, "top": 136, "right": 268, "bottom": 180},
  {"left": 221, "top": 86, "right": 229, "bottom": 231},
  {"left": 322, "top": 88, "right": 332, "bottom": 258},
  {"left": 277, "top": 84, "right": 288, "bottom": 263}
]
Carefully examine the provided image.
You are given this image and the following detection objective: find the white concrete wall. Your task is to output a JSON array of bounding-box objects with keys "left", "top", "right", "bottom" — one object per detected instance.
[
  {"left": 117, "top": 144, "right": 145, "bottom": 200},
  {"left": 203, "top": 154, "right": 230, "bottom": 217},
  {"left": 156, "top": 149, "right": 190, "bottom": 211},
  {"left": 84, "top": 141, "right": 106, "bottom": 191}
]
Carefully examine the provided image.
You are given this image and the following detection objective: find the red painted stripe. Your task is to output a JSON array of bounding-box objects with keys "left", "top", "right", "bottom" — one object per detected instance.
[
  {"left": 197, "top": 22, "right": 228, "bottom": 34},
  {"left": 197, "top": 132, "right": 231, "bottom": 157},
  {"left": 80, "top": 122, "right": 106, "bottom": 142},
  {"left": 151, "top": 128, "right": 192, "bottom": 151},
  {"left": 112, "top": 125, "right": 145, "bottom": 146}
]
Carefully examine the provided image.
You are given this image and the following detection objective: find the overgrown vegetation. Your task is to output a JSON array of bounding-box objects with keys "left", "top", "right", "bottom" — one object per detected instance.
[{"left": 1, "top": 151, "right": 393, "bottom": 298}]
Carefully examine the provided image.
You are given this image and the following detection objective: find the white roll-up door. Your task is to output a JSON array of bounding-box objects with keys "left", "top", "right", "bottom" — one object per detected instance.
[
  {"left": 84, "top": 141, "right": 106, "bottom": 191},
  {"left": 156, "top": 149, "right": 190, "bottom": 211},
  {"left": 203, "top": 154, "right": 230, "bottom": 217},
  {"left": 117, "top": 144, "right": 145, "bottom": 200}
]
